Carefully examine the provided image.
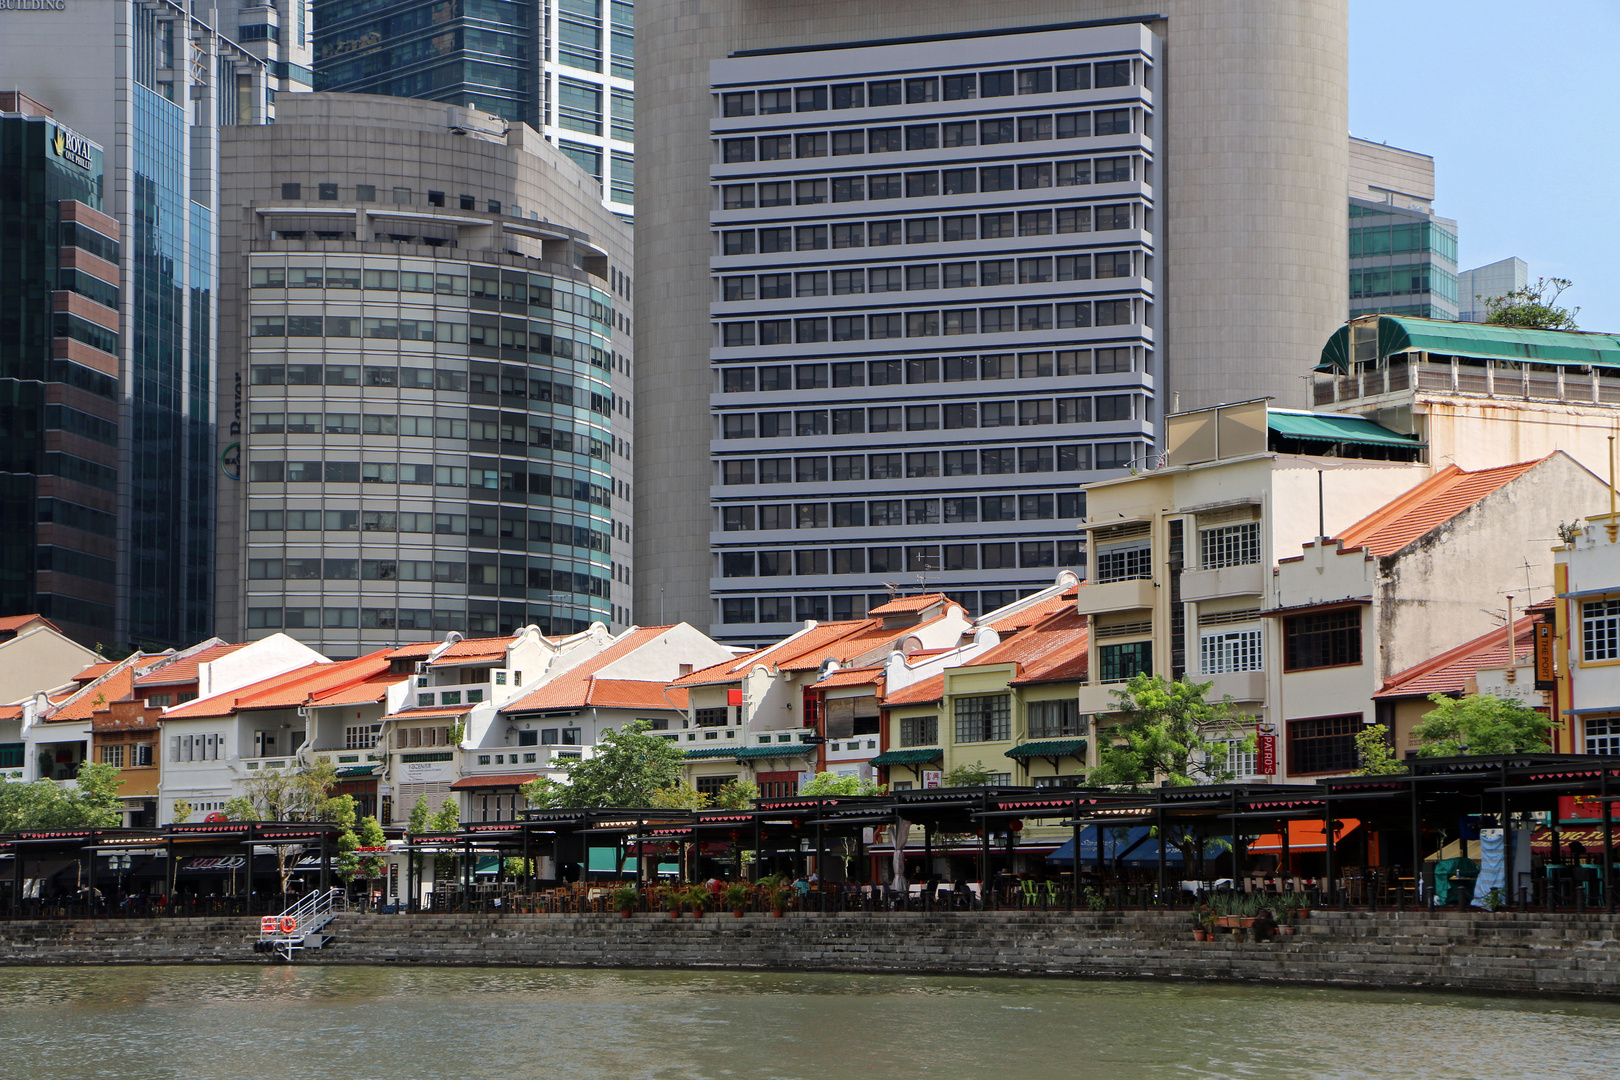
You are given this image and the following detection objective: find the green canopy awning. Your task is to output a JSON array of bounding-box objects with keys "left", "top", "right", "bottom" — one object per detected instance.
[
  {"left": 335, "top": 765, "right": 378, "bottom": 778},
  {"left": 1317, "top": 315, "right": 1620, "bottom": 373},
  {"left": 1266, "top": 411, "right": 1423, "bottom": 449},
  {"left": 869, "top": 748, "right": 943, "bottom": 767},
  {"left": 685, "top": 744, "right": 814, "bottom": 761},
  {"left": 1005, "top": 739, "right": 1088, "bottom": 760}
]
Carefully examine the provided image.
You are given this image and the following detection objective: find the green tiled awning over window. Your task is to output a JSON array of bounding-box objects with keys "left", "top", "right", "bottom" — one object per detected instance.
[
  {"left": 1266, "top": 411, "right": 1423, "bottom": 449},
  {"left": 335, "top": 765, "right": 378, "bottom": 778},
  {"left": 1005, "top": 739, "right": 1087, "bottom": 760},
  {"left": 685, "top": 744, "right": 814, "bottom": 761},
  {"left": 868, "top": 748, "right": 943, "bottom": 766},
  {"left": 1318, "top": 316, "right": 1620, "bottom": 373}
]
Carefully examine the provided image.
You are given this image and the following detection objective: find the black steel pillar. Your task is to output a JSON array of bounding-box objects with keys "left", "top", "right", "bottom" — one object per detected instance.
[
  {"left": 1603, "top": 768, "right": 1614, "bottom": 913},
  {"left": 319, "top": 829, "right": 331, "bottom": 894},
  {"left": 85, "top": 832, "right": 97, "bottom": 911},
  {"left": 1323, "top": 796, "right": 1335, "bottom": 906},
  {"left": 1155, "top": 807, "right": 1167, "bottom": 899},
  {"left": 1069, "top": 798, "right": 1081, "bottom": 912}
]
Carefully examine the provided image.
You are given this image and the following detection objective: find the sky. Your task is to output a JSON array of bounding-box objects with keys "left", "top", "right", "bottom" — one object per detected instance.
[{"left": 1349, "top": 0, "right": 1620, "bottom": 332}]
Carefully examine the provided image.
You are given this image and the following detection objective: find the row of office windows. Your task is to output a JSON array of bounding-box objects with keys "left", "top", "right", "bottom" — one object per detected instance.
[
  {"left": 251, "top": 266, "right": 469, "bottom": 294},
  {"left": 247, "top": 412, "right": 614, "bottom": 461},
  {"left": 719, "top": 298, "right": 1141, "bottom": 346},
  {"left": 719, "top": 204, "right": 1138, "bottom": 257},
  {"left": 244, "top": 509, "right": 611, "bottom": 553},
  {"left": 268, "top": 183, "right": 527, "bottom": 218},
  {"left": 718, "top": 349, "right": 1140, "bottom": 391},
  {"left": 720, "top": 118, "right": 1136, "bottom": 161},
  {"left": 719, "top": 443, "right": 1138, "bottom": 486},
  {"left": 246, "top": 364, "right": 614, "bottom": 407},
  {"left": 720, "top": 588, "right": 1029, "bottom": 627},
  {"left": 718, "top": 539, "right": 1083, "bottom": 582},
  {"left": 718, "top": 60, "right": 1136, "bottom": 117},
  {"left": 719, "top": 252, "right": 1136, "bottom": 301},
  {"left": 719, "top": 395, "right": 1135, "bottom": 438},
  {"left": 246, "top": 605, "right": 600, "bottom": 634},
  {"left": 248, "top": 558, "right": 468, "bottom": 582},
  {"left": 248, "top": 314, "right": 614, "bottom": 361},
  {"left": 921, "top": 698, "right": 1083, "bottom": 745},
  {"left": 246, "top": 457, "right": 612, "bottom": 504},
  {"left": 720, "top": 492, "right": 1085, "bottom": 532},
  {"left": 1349, "top": 264, "right": 1460, "bottom": 306}
]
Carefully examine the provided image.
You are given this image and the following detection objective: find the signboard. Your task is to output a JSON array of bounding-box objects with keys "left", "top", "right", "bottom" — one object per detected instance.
[
  {"left": 1534, "top": 622, "right": 1556, "bottom": 690},
  {"left": 1, "top": 1, "right": 70, "bottom": 12},
  {"left": 1257, "top": 734, "right": 1277, "bottom": 776},
  {"left": 50, "top": 122, "right": 93, "bottom": 170},
  {"left": 922, "top": 770, "right": 942, "bottom": 789},
  {"left": 180, "top": 856, "right": 246, "bottom": 872},
  {"left": 401, "top": 759, "right": 455, "bottom": 783}
]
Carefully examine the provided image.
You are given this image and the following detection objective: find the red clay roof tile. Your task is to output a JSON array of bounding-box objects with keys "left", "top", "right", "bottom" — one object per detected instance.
[
  {"left": 1375, "top": 616, "right": 1536, "bottom": 700},
  {"left": 135, "top": 643, "right": 250, "bottom": 688},
  {"left": 1335, "top": 459, "right": 1545, "bottom": 558}
]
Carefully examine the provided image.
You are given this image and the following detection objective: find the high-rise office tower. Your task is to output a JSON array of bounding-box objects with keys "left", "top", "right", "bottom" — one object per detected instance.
[
  {"left": 0, "top": 93, "right": 120, "bottom": 646},
  {"left": 224, "top": 1, "right": 317, "bottom": 97},
  {"left": 1348, "top": 138, "right": 1458, "bottom": 321},
  {"left": 1457, "top": 257, "right": 1529, "bottom": 324},
  {"left": 636, "top": 3, "right": 1350, "bottom": 638},
  {"left": 0, "top": 1, "right": 270, "bottom": 649},
  {"left": 213, "top": 94, "right": 634, "bottom": 657},
  {"left": 312, "top": 0, "right": 636, "bottom": 219}
]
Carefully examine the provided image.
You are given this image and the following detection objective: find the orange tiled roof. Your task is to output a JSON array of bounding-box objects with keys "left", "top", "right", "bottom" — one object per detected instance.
[
  {"left": 162, "top": 653, "right": 392, "bottom": 719},
  {"left": 49, "top": 667, "right": 136, "bottom": 722},
  {"left": 776, "top": 612, "right": 957, "bottom": 672},
  {"left": 984, "top": 587, "right": 1080, "bottom": 634},
  {"left": 429, "top": 635, "right": 515, "bottom": 664},
  {"left": 501, "top": 625, "right": 679, "bottom": 711},
  {"left": 810, "top": 665, "right": 885, "bottom": 691},
  {"left": 308, "top": 675, "right": 409, "bottom": 708},
  {"left": 0, "top": 704, "right": 21, "bottom": 721},
  {"left": 981, "top": 609, "right": 1090, "bottom": 684},
  {"left": 588, "top": 679, "right": 689, "bottom": 710},
  {"left": 0, "top": 614, "right": 56, "bottom": 634},
  {"left": 136, "top": 643, "right": 249, "bottom": 687},
  {"left": 1334, "top": 459, "right": 1545, "bottom": 559},
  {"left": 883, "top": 673, "right": 944, "bottom": 707},
  {"left": 666, "top": 647, "right": 769, "bottom": 688},
  {"left": 383, "top": 704, "right": 472, "bottom": 722},
  {"left": 866, "top": 593, "right": 950, "bottom": 616},
  {"left": 387, "top": 641, "right": 441, "bottom": 660},
  {"left": 1375, "top": 616, "right": 1537, "bottom": 700},
  {"left": 72, "top": 661, "right": 120, "bottom": 683}
]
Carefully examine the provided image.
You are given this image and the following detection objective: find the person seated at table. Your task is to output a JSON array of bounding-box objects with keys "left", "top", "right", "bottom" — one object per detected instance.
[{"left": 793, "top": 875, "right": 810, "bottom": 896}]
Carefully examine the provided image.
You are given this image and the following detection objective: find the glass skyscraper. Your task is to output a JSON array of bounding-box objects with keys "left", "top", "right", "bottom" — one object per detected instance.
[
  {"left": 313, "top": 0, "right": 635, "bottom": 218},
  {"left": 0, "top": 0, "right": 270, "bottom": 649},
  {"left": 0, "top": 94, "right": 120, "bottom": 645}
]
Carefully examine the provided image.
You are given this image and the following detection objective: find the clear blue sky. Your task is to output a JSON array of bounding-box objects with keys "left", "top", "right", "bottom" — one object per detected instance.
[{"left": 1350, "top": 1, "right": 1619, "bottom": 331}]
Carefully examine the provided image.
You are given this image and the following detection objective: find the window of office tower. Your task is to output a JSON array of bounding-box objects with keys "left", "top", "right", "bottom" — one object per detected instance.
[{"left": 706, "top": 22, "right": 1157, "bottom": 640}]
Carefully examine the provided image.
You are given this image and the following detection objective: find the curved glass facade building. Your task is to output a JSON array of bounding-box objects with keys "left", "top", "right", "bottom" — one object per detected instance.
[{"left": 216, "top": 94, "right": 634, "bottom": 656}]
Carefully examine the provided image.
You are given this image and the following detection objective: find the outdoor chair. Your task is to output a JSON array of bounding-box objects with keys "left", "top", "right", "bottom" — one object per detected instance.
[{"left": 1021, "top": 879, "right": 1040, "bottom": 907}]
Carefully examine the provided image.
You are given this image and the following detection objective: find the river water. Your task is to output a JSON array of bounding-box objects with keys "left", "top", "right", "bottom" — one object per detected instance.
[{"left": 2, "top": 966, "right": 1619, "bottom": 1080}]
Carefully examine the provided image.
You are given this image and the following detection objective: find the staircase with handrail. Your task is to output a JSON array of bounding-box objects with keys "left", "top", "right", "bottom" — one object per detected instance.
[{"left": 254, "top": 888, "right": 347, "bottom": 962}]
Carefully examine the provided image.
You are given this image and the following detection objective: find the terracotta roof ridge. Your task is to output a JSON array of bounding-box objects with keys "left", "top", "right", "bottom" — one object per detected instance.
[{"left": 1378, "top": 615, "right": 1538, "bottom": 695}]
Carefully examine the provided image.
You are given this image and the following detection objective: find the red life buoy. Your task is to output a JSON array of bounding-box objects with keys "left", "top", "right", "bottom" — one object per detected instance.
[
  {"left": 260, "top": 916, "right": 279, "bottom": 935},
  {"left": 280, "top": 916, "right": 298, "bottom": 934}
]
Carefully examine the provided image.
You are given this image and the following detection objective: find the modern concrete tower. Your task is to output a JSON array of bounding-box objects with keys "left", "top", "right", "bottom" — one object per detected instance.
[
  {"left": 214, "top": 94, "right": 634, "bottom": 658},
  {"left": 635, "top": 1, "right": 1350, "bottom": 634}
]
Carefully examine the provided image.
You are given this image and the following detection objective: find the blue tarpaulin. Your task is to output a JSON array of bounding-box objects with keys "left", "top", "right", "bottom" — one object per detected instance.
[{"left": 1046, "top": 826, "right": 1227, "bottom": 866}]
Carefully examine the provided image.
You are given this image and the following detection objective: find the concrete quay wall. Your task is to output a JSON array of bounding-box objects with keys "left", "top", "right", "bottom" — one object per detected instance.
[{"left": 5, "top": 910, "right": 1620, "bottom": 998}]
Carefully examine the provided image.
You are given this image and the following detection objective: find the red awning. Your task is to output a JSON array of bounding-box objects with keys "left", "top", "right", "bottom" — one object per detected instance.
[{"left": 1249, "top": 817, "right": 1362, "bottom": 854}]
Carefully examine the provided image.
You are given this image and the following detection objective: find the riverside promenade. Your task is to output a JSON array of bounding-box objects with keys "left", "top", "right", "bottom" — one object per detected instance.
[{"left": 5, "top": 910, "right": 1620, "bottom": 998}]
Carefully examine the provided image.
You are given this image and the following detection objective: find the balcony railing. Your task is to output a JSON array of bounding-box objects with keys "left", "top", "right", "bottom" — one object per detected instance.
[{"left": 1318, "top": 358, "right": 1620, "bottom": 408}]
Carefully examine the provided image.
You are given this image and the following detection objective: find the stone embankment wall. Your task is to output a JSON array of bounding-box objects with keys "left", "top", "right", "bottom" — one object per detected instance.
[{"left": 5, "top": 910, "right": 1620, "bottom": 997}]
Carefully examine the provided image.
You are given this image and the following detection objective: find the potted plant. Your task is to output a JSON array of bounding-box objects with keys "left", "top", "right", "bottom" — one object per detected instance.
[
  {"left": 684, "top": 884, "right": 711, "bottom": 919},
  {"left": 613, "top": 885, "right": 639, "bottom": 919},
  {"left": 724, "top": 881, "right": 751, "bottom": 917},
  {"left": 1192, "top": 904, "right": 1216, "bottom": 941},
  {"left": 662, "top": 884, "right": 684, "bottom": 919},
  {"left": 769, "top": 884, "right": 792, "bottom": 918}
]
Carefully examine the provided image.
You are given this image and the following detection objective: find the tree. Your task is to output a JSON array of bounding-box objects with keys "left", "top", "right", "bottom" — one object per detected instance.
[
  {"left": 797, "top": 771, "right": 884, "bottom": 797},
  {"left": 355, "top": 815, "right": 388, "bottom": 894},
  {"left": 429, "top": 798, "right": 460, "bottom": 882},
  {"left": 649, "top": 780, "right": 711, "bottom": 810},
  {"left": 408, "top": 794, "right": 432, "bottom": 834},
  {"left": 1355, "top": 723, "right": 1406, "bottom": 775},
  {"left": 715, "top": 778, "right": 758, "bottom": 810},
  {"left": 1483, "top": 277, "right": 1579, "bottom": 330},
  {"left": 0, "top": 763, "right": 124, "bottom": 831},
  {"left": 170, "top": 800, "right": 194, "bottom": 824},
  {"left": 1411, "top": 693, "right": 1557, "bottom": 756},
  {"left": 520, "top": 720, "right": 686, "bottom": 808},
  {"left": 943, "top": 761, "right": 998, "bottom": 788},
  {"left": 226, "top": 759, "right": 348, "bottom": 898},
  {"left": 1088, "top": 673, "right": 1254, "bottom": 788}
]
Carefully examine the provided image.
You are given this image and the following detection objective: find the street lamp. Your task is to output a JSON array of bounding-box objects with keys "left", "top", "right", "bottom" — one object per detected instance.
[{"left": 109, "top": 853, "right": 132, "bottom": 907}]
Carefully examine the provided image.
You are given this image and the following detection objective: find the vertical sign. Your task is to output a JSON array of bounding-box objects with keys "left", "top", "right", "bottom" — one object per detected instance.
[
  {"left": 1534, "top": 622, "right": 1556, "bottom": 690},
  {"left": 922, "top": 770, "right": 942, "bottom": 789},
  {"left": 387, "top": 861, "right": 399, "bottom": 900},
  {"left": 1257, "top": 734, "right": 1277, "bottom": 776}
]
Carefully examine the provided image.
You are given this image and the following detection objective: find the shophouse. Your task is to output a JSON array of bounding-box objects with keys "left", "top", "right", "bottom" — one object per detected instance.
[
  {"left": 0, "top": 617, "right": 102, "bottom": 703},
  {"left": 669, "top": 595, "right": 974, "bottom": 796},
  {"left": 1551, "top": 513, "right": 1620, "bottom": 761}
]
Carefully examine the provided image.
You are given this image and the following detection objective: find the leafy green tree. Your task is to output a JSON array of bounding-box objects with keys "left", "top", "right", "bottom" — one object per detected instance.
[
  {"left": 429, "top": 798, "right": 461, "bottom": 881},
  {"left": 408, "top": 794, "right": 432, "bottom": 833},
  {"left": 650, "top": 780, "right": 711, "bottom": 810},
  {"left": 715, "top": 778, "right": 758, "bottom": 810},
  {"left": 0, "top": 763, "right": 124, "bottom": 830},
  {"left": 521, "top": 720, "right": 686, "bottom": 807},
  {"left": 797, "top": 771, "right": 884, "bottom": 797},
  {"left": 355, "top": 815, "right": 388, "bottom": 890},
  {"left": 226, "top": 760, "right": 348, "bottom": 896},
  {"left": 1355, "top": 723, "right": 1407, "bottom": 775},
  {"left": 1088, "top": 673, "right": 1253, "bottom": 788},
  {"left": 1412, "top": 692, "right": 1557, "bottom": 756},
  {"left": 943, "top": 761, "right": 998, "bottom": 788},
  {"left": 170, "top": 800, "right": 194, "bottom": 824},
  {"left": 1483, "top": 277, "right": 1579, "bottom": 330}
]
